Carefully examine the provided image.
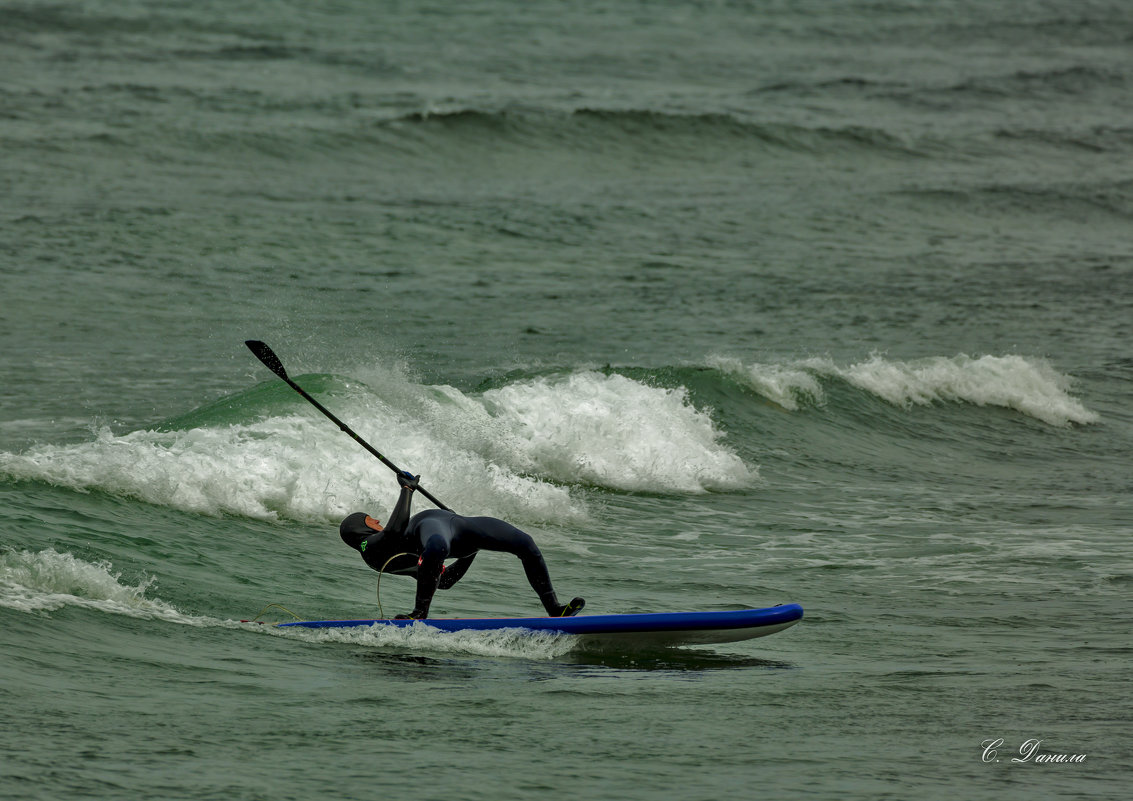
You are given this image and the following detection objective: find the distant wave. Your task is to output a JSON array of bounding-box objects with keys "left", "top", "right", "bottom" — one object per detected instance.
[
  {"left": 384, "top": 106, "right": 929, "bottom": 159},
  {"left": 942, "top": 65, "right": 1128, "bottom": 100},
  {"left": 895, "top": 178, "right": 1133, "bottom": 220},
  {"left": 17, "top": 97, "right": 931, "bottom": 163},
  {"left": 709, "top": 353, "right": 1099, "bottom": 426},
  {"left": 4, "top": 82, "right": 973, "bottom": 164},
  {"left": 993, "top": 126, "right": 1133, "bottom": 155}
]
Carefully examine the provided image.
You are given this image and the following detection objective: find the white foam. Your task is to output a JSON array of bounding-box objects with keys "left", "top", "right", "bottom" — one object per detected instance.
[
  {"left": 0, "top": 368, "right": 753, "bottom": 522},
  {"left": 0, "top": 548, "right": 580, "bottom": 660},
  {"left": 714, "top": 353, "right": 1098, "bottom": 426},
  {"left": 0, "top": 412, "right": 580, "bottom": 525},
  {"left": 265, "top": 619, "right": 579, "bottom": 660}
]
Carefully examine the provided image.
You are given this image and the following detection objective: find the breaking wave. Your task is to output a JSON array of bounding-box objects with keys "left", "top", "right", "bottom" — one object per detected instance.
[
  {"left": 710, "top": 353, "right": 1098, "bottom": 426},
  {"left": 0, "top": 366, "right": 753, "bottom": 523}
]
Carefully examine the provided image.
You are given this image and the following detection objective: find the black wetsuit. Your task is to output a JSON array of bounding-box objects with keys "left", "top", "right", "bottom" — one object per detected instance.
[{"left": 340, "top": 482, "right": 576, "bottom": 619}]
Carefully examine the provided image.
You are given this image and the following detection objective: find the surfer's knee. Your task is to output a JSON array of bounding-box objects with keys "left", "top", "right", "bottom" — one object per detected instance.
[{"left": 510, "top": 531, "right": 545, "bottom": 563}]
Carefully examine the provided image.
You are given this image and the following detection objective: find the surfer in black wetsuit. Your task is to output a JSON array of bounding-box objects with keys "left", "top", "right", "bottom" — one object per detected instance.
[{"left": 339, "top": 473, "right": 585, "bottom": 620}]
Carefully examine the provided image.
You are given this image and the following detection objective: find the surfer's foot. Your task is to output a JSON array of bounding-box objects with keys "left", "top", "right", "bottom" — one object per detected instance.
[
  {"left": 395, "top": 608, "right": 428, "bottom": 620},
  {"left": 556, "top": 597, "right": 585, "bottom": 617}
]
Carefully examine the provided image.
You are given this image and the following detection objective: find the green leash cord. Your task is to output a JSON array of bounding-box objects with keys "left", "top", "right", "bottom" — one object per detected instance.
[{"left": 246, "top": 603, "right": 303, "bottom": 623}]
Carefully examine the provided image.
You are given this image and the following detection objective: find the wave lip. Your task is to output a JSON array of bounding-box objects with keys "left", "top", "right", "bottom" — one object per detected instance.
[
  {"left": 712, "top": 353, "right": 1099, "bottom": 427},
  {"left": 481, "top": 371, "right": 755, "bottom": 493}
]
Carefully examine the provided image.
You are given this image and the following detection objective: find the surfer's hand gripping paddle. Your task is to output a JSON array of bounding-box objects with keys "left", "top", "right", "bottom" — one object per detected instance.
[{"left": 244, "top": 340, "right": 450, "bottom": 511}]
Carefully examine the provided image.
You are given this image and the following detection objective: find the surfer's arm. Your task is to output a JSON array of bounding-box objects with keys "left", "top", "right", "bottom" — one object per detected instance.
[
  {"left": 437, "top": 553, "right": 477, "bottom": 590},
  {"left": 383, "top": 473, "right": 419, "bottom": 535}
]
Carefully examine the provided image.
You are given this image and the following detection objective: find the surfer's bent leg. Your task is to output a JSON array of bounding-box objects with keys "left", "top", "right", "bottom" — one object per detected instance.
[{"left": 467, "top": 517, "right": 581, "bottom": 617}]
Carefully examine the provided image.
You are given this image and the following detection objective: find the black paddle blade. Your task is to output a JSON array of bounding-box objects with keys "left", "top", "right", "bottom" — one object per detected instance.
[{"left": 245, "top": 340, "right": 289, "bottom": 380}]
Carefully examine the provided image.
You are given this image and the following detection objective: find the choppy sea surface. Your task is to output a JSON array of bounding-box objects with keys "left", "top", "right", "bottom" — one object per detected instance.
[{"left": 2, "top": 1, "right": 1131, "bottom": 799}]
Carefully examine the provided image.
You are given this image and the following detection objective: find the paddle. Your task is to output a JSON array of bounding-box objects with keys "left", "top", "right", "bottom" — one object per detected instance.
[{"left": 244, "top": 340, "right": 450, "bottom": 511}]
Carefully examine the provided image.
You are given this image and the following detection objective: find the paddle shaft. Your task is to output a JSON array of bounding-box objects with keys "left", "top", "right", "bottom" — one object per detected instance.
[{"left": 244, "top": 340, "right": 450, "bottom": 511}]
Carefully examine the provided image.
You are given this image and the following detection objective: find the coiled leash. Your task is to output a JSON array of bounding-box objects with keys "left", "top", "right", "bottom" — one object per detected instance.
[{"left": 242, "top": 603, "right": 303, "bottom": 624}]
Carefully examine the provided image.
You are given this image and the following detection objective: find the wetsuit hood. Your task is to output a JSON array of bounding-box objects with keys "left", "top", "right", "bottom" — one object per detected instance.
[{"left": 340, "top": 512, "right": 379, "bottom": 550}]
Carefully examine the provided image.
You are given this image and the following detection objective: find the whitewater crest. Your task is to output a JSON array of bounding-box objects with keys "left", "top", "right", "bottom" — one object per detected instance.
[
  {"left": 0, "top": 367, "right": 753, "bottom": 522},
  {"left": 479, "top": 371, "right": 754, "bottom": 493},
  {"left": 711, "top": 353, "right": 1098, "bottom": 426}
]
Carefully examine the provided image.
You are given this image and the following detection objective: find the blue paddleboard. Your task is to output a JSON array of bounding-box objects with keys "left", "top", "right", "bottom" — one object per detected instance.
[{"left": 275, "top": 603, "right": 803, "bottom": 646}]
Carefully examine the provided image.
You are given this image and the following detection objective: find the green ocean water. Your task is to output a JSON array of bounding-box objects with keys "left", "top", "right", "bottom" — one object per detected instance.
[{"left": 2, "top": 1, "right": 1131, "bottom": 799}]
